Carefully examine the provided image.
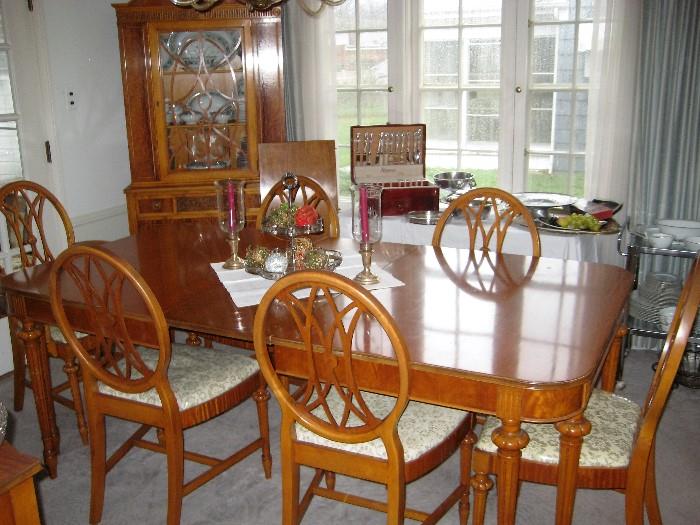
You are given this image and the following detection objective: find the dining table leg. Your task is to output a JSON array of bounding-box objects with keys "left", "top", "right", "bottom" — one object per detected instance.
[
  {"left": 554, "top": 413, "right": 591, "bottom": 525},
  {"left": 492, "top": 390, "right": 529, "bottom": 525},
  {"left": 17, "top": 319, "right": 60, "bottom": 479}
]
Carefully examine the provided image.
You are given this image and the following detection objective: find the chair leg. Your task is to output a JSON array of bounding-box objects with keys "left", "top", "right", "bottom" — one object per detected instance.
[
  {"left": 385, "top": 468, "right": 407, "bottom": 525},
  {"left": 62, "top": 352, "right": 89, "bottom": 445},
  {"left": 643, "top": 443, "right": 662, "bottom": 525},
  {"left": 470, "top": 464, "right": 493, "bottom": 525},
  {"left": 254, "top": 380, "right": 272, "bottom": 478},
  {"left": 281, "top": 451, "right": 301, "bottom": 525},
  {"left": 459, "top": 421, "right": 477, "bottom": 525},
  {"left": 10, "top": 320, "right": 26, "bottom": 411},
  {"left": 164, "top": 424, "right": 185, "bottom": 525},
  {"left": 89, "top": 412, "right": 107, "bottom": 525}
]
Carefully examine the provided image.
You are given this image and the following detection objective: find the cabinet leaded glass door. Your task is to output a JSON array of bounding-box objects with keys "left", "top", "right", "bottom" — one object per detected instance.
[{"left": 156, "top": 28, "right": 249, "bottom": 175}]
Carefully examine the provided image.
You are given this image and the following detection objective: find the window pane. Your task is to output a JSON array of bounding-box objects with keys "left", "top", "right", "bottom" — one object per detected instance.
[
  {"left": 0, "top": 121, "right": 22, "bottom": 182},
  {"left": 527, "top": 153, "right": 584, "bottom": 196},
  {"left": 533, "top": 0, "right": 577, "bottom": 22},
  {"left": 426, "top": 152, "right": 458, "bottom": 180},
  {"left": 423, "top": 28, "right": 458, "bottom": 87},
  {"left": 359, "top": 91, "right": 388, "bottom": 125},
  {"left": 529, "top": 92, "right": 553, "bottom": 146},
  {"left": 0, "top": 51, "right": 15, "bottom": 114},
  {"left": 359, "top": 32, "right": 387, "bottom": 88},
  {"left": 577, "top": 23, "right": 593, "bottom": 84},
  {"left": 462, "top": 27, "right": 500, "bottom": 85},
  {"left": 337, "top": 91, "right": 358, "bottom": 140},
  {"left": 531, "top": 31, "right": 556, "bottom": 84},
  {"left": 462, "top": 0, "right": 501, "bottom": 25},
  {"left": 334, "top": 1, "right": 356, "bottom": 31},
  {"left": 580, "top": 0, "right": 594, "bottom": 19},
  {"left": 465, "top": 90, "right": 499, "bottom": 146},
  {"left": 359, "top": 0, "right": 386, "bottom": 31},
  {"left": 574, "top": 91, "right": 588, "bottom": 152},
  {"left": 336, "top": 33, "right": 357, "bottom": 88},
  {"left": 461, "top": 152, "right": 498, "bottom": 186},
  {"left": 423, "top": 90, "right": 459, "bottom": 148},
  {"left": 422, "top": 0, "right": 460, "bottom": 27},
  {"left": 0, "top": 8, "right": 5, "bottom": 44}
]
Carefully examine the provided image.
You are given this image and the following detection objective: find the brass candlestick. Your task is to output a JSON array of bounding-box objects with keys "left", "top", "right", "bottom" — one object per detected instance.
[
  {"left": 353, "top": 242, "right": 380, "bottom": 285},
  {"left": 223, "top": 233, "right": 244, "bottom": 270}
]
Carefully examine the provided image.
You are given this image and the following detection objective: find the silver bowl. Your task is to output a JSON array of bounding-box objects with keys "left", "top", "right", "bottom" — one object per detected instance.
[{"left": 434, "top": 171, "right": 475, "bottom": 192}]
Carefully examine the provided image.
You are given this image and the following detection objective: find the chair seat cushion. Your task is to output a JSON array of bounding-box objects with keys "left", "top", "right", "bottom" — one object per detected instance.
[
  {"left": 295, "top": 389, "right": 469, "bottom": 462},
  {"left": 99, "top": 344, "right": 259, "bottom": 410},
  {"left": 48, "top": 325, "right": 88, "bottom": 344},
  {"left": 475, "top": 389, "right": 641, "bottom": 468}
]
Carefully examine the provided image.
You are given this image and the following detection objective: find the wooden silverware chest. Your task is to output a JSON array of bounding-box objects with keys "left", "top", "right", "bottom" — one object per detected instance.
[{"left": 350, "top": 124, "right": 438, "bottom": 216}]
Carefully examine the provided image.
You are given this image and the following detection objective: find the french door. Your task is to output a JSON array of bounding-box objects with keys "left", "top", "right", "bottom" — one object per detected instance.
[{"left": 334, "top": 0, "right": 594, "bottom": 198}]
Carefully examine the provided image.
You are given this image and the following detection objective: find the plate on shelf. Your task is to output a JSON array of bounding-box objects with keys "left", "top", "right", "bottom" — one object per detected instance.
[
  {"left": 187, "top": 91, "right": 240, "bottom": 123},
  {"left": 165, "top": 30, "right": 242, "bottom": 70}
]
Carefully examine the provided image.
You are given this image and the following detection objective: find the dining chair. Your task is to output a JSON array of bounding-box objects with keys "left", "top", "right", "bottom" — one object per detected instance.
[
  {"left": 431, "top": 187, "right": 541, "bottom": 256},
  {"left": 253, "top": 270, "right": 475, "bottom": 525},
  {"left": 469, "top": 254, "right": 700, "bottom": 525},
  {"left": 0, "top": 180, "right": 91, "bottom": 444},
  {"left": 48, "top": 244, "right": 271, "bottom": 525},
  {"left": 256, "top": 174, "right": 340, "bottom": 239}
]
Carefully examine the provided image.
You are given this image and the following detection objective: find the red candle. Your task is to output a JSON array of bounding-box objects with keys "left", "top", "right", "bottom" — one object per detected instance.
[
  {"left": 359, "top": 185, "right": 369, "bottom": 242},
  {"left": 227, "top": 180, "right": 236, "bottom": 231}
]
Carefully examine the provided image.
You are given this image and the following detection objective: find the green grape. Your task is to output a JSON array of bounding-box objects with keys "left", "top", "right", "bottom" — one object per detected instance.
[{"left": 556, "top": 213, "right": 601, "bottom": 231}]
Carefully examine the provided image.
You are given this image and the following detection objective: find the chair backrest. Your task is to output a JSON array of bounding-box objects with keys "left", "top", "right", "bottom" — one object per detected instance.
[
  {"left": 431, "top": 187, "right": 541, "bottom": 256},
  {"left": 0, "top": 180, "right": 74, "bottom": 268},
  {"left": 49, "top": 245, "right": 177, "bottom": 410},
  {"left": 258, "top": 140, "right": 338, "bottom": 210},
  {"left": 256, "top": 174, "right": 340, "bottom": 238},
  {"left": 253, "top": 270, "right": 410, "bottom": 450},
  {"left": 628, "top": 255, "right": 700, "bottom": 489}
]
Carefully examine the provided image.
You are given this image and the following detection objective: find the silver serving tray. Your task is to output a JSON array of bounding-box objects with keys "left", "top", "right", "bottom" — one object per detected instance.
[
  {"left": 513, "top": 192, "right": 578, "bottom": 208},
  {"left": 245, "top": 249, "right": 342, "bottom": 280},
  {"left": 262, "top": 218, "right": 324, "bottom": 237}
]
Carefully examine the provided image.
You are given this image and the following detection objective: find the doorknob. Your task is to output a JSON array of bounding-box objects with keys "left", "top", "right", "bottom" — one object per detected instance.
[
  {"left": 387, "top": 86, "right": 394, "bottom": 93},
  {"left": 515, "top": 86, "right": 522, "bottom": 93}
]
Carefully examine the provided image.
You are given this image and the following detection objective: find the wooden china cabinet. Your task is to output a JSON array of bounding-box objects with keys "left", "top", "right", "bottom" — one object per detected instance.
[{"left": 113, "top": 0, "right": 286, "bottom": 233}]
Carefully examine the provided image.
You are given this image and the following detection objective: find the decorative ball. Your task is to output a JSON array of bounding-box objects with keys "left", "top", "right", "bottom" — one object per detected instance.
[
  {"left": 266, "top": 203, "right": 298, "bottom": 229},
  {"left": 245, "top": 245, "right": 270, "bottom": 269},
  {"left": 264, "top": 250, "right": 289, "bottom": 274},
  {"left": 303, "top": 248, "right": 329, "bottom": 270},
  {"left": 293, "top": 238, "right": 314, "bottom": 266}
]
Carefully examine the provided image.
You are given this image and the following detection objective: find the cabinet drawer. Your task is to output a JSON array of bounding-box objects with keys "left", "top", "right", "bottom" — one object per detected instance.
[
  {"left": 138, "top": 198, "right": 172, "bottom": 214},
  {"left": 175, "top": 195, "right": 217, "bottom": 212}
]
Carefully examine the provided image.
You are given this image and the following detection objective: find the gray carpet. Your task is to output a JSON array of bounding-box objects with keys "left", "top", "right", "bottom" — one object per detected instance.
[{"left": 1, "top": 349, "right": 698, "bottom": 525}]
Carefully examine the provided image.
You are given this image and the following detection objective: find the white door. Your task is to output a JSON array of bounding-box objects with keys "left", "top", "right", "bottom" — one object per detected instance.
[{"left": 0, "top": 0, "right": 56, "bottom": 373}]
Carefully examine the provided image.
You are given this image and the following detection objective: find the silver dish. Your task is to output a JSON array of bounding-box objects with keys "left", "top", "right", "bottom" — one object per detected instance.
[
  {"left": 407, "top": 210, "right": 442, "bottom": 225},
  {"left": 513, "top": 192, "right": 578, "bottom": 220}
]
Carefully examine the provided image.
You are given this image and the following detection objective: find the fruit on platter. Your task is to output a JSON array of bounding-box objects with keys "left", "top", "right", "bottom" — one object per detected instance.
[
  {"left": 295, "top": 205, "right": 320, "bottom": 227},
  {"left": 556, "top": 213, "right": 602, "bottom": 232}
]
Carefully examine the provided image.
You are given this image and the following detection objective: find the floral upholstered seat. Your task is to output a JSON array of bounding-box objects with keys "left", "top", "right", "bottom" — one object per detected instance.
[
  {"left": 99, "top": 344, "right": 260, "bottom": 410},
  {"left": 475, "top": 390, "right": 641, "bottom": 468},
  {"left": 295, "top": 388, "right": 469, "bottom": 461}
]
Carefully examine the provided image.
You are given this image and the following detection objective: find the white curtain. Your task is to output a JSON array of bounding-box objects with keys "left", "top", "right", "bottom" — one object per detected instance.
[
  {"left": 283, "top": 2, "right": 337, "bottom": 140},
  {"left": 584, "top": 0, "right": 642, "bottom": 214}
]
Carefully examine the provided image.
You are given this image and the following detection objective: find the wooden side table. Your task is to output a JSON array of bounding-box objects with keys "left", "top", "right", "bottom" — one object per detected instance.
[{"left": 0, "top": 441, "right": 43, "bottom": 525}]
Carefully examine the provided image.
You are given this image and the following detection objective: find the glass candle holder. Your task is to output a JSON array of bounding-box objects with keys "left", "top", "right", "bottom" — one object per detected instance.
[
  {"left": 215, "top": 179, "right": 246, "bottom": 269},
  {"left": 350, "top": 183, "right": 383, "bottom": 284}
]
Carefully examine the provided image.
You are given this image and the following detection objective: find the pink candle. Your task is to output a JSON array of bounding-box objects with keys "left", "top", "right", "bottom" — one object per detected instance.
[
  {"left": 359, "top": 185, "right": 369, "bottom": 242},
  {"left": 227, "top": 180, "right": 236, "bottom": 231}
]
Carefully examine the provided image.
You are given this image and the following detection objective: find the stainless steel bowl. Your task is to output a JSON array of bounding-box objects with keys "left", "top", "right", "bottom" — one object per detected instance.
[{"left": 434, "top": 172, "right": 476, "bottom": 192}]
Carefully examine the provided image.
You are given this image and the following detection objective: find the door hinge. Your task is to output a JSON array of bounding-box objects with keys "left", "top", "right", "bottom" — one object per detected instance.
[
  {"left": 27, "top": 0, "right": 34, "bottom": 12},
  {"left": 44, "top": 141, "right": 52, "bottom": 163}
]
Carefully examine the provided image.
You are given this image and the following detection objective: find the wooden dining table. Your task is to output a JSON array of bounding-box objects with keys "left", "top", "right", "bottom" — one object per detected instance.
[{"left": 1, "top": 222, "right": 633, "bottom": 525}]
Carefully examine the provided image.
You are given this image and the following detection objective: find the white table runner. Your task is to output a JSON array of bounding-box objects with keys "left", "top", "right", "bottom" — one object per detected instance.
[{"left": 211, "top": 249, "right": 404, "bottom": 308}]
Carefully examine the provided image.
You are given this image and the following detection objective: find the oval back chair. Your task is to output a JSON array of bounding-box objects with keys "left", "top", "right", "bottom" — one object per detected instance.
[
  {"left": 0, "top": 180, "right": 90, "bottom": 443},
  {"left": 256, "top": 175, "right": 340, "bottom": 239},
  {"left": 470, "top": 254, "right": 700, "bottom": 525},
  {"left": 253, "top": 270, "right": 473, "bottom": 524},
  {"left": 49, "top": 245, "right": 271, "bottom": 525},
  {"left": 431, "top": 187, "right": 541, "bottom": 256}
]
